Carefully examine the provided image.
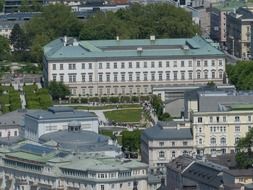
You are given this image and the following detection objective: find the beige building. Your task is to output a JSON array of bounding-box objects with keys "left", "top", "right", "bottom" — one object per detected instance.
[
  {"left": 189, "top": 90, "right": 253, "bottom": 156},
  {"left": 227, "top": 7, "right": 253, "bottom": 59},
  {"left": 223, "top": 169, "right": 253, "bottom": 186},
  {"left": 141, "top": 121, "right": 194, "bottom": 168}
]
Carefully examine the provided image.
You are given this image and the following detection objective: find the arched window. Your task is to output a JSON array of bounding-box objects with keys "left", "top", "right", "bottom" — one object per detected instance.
[
  {"left": 235, "top": 137, "right": 240, "bottom": 144},
  {"left": 172, "top": 151, "right": 175, "bottom": 158},
  {"left": 210, "top": 137, "right": 216, "bottom": 145},
  {"left": 199, "top": 138, "right": 202, "bottom": 145},
  {"left": 159, "top": 151, "right": 165, "bottom": 158},
  {"left": 220, "top": 137, "right": 226, "bottom": 145}
]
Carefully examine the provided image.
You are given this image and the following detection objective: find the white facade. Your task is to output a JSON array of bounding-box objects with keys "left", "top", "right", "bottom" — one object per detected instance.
[
  {"left": 48, "top": 58, "right": 225, "bottom": 96},
  {"left": 0, "top": 127, "right": 19, "bottom": 138}
]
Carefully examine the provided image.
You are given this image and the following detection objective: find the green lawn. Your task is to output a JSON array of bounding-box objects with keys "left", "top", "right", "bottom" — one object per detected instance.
[
  {"left": 104, "top": 109, "right": 142, "bottom": 123},
  {"left": 73, "top": 104, "right": 141, "bottom": 110}
]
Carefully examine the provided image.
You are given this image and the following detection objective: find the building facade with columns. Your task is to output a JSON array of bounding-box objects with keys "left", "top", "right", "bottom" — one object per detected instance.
[{"left": 43, "top": 36, "right": 226, "bottom": 96}]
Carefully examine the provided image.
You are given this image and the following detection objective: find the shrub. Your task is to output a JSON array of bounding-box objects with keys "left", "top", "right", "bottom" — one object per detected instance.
[
  {"left": 109, "top": 97, "right": 119, "bottom": 103},
  {"left": 120, "top": 96, "right": 131, "bottom": 103},
  {"left": 70, "top": 98, "right": 79, "bottom": 104},
  {"left": 101, "top": 97, "right": 108, "bottom": 103},
  {"left": 140, "top": 96, "right": 150, "bottom": 102},
  {"left": 131, "top": 96, "right": 139, "bottom": 103},
  {"left": 81, "top": 98, "right": 88, "bottom": 104},
  {"left": 89, "top": 97, "right": 100, "bottom": 102}
]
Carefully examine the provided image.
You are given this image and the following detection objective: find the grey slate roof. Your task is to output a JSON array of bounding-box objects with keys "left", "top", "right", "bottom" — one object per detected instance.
[
  {"left": 198, "top": 91, "right": 253, "bottom": 112},
  {"left": 25, "top": 107, "right": 97, "bottom": 121},
  {"left": 0, "top": 109, "right": 32, "bottom": 127},
  {"left": 39, "top": 130, "right": 120, "bottom": 153},
  {"left": 142, "top": 122, "right": 192, "bottom": 141}
]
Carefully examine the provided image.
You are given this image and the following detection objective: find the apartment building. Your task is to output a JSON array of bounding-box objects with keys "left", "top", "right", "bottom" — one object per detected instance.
[
  {"left": 43, "top": 36, "right": 225, "bottom": 96},
  {"left": 227, "top": 7, "right": 253, "bottom": 59},
  {"left": 0, "top": 142, "right": 148, "bottom": 190},
  {"left": 190, "top": 90, "right": 253, "bottom": 156},
  {"left": 141, "top": 121, "right": 194, "bottom": 168}
]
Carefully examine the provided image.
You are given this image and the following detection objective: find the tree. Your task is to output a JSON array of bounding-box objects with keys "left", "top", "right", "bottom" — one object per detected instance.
[
  {"left": 19, "top": 0, "right": 30, "bottom": 12},
  {"left": 236, "top": 128, "right": 253, "bottom": 168},
  {"left": 48, "top": 81, "right": 70, "bottom": 100},
  {"left": 0, "top": 36, "right": 11, "bottom": 61},
  {"left": 10, "top": 24, "right": 28, "bottom": 52},
  {"left": 122, "top": 130, "right": 141, "bottom": 152},
  {"left": 0, "top": 0, "right": 4, "bottom": 12}
]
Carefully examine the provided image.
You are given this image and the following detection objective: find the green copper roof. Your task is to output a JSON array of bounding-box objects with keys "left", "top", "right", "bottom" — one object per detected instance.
[{"left": 44, "top": 36, "right": 225, "bottom": 61}]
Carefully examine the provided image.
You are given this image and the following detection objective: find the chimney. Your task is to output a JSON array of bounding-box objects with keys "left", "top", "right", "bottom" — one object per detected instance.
[
  {"left": 150, "top": 35, "right": 155, "bottom": 41},
  {"left": 63, "top": 36, "right": 67, "bottom": 46}
]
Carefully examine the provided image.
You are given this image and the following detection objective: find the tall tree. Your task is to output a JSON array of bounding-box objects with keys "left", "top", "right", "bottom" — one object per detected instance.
[
  {"left": 236, "top": 128, "right": 253, "bottom": 168},
  {"left": 10, "top": 24, "right": 28, "bottom": 52},
  {"left": 0, "top": 36, "right": 11, "bottom": 61},
  {"left": 48, "top": 81, "right": 71, "bottom": 100}
]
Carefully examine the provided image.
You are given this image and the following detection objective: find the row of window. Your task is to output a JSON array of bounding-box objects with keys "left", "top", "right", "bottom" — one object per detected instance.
[
  {"left": 198, "top": 137, "right": 241, "bottom": 145},
  {"left": 0, "top": 130, "right": 18, "bottom": 137},
  {"left": 197, "top": 115, "right": 243, "bottom": 123},
  {"left": 158, "top": 150, "right": 189, "bottom": 158},
  {"left": 159, "top": 141, "right": 188, "bottom": 146},
  {"left": 52, "top": 59, "right": 224, "bottom": 70},
  {"left": 52, "top": 70, "right": 223, "bottom": 82}
]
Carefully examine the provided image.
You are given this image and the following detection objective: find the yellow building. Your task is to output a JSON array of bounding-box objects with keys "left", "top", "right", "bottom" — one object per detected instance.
[{"left": 189, "top": 91, "right": 253, "bottom": 156}]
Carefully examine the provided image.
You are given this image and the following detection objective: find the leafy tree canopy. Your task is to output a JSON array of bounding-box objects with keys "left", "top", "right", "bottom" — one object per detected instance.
[
  {"left": 226, "top": 61, "right": 253, "bottom": 90},
  {"left": 236, "top": 128, "right": 253, "bottom": 168},
  {"left": 10, "top": 24, "right": 28, "bottom": 52},
  {"left": 48, "top": 81, "right": 71, "bottom": 100},
  {"left": 122, "top": 130, "right": 141, "bottom": 152},
  {"left": 79, "top": 3, "right": 200, "bottom": 40},
  {"left": 0, "top": 36, "right": 11, "bottom": 61}
]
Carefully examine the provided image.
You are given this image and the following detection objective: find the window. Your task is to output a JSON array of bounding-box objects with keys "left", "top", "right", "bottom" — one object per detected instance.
[
  {"left": 128, "top": 62, "right": 132, "bottom": 68},
  {"left": 235, "top": 125, "right": 240, "bottom": 132},
  {"left": 188, "top": 61, "right": 192, "bottom": 67},
  {"left": 129, "top": 73, "right": 133, "bottom": 81},
  {"left": 136, "top": 62, "right": 140, "bottom": 68},
  {"left": 219, "top": 60, "right": 223, "bottom": 66},
  {"left": 68, "top": 74, "right": 76, "bottom": 83},
  {"left": 159, "top": 142, "right": 164, "bottom": 146},
  {"left": 14, "top": 131, "right": 17, "bottom": 136},
  {"left": 52, "top": 64, "right": 56, "bottom": 70},
  {"left": 98, "top": 73, "right": 103, "bottom": 82},
  {"left": 188, "top": 71, "right": 193, "bottom": 80},
  {"left": 212, "top": 71, "right": 215, "bottom": 79},
  {"left": 199, "top": 127, "right": 202, "bottom": 133},
  {"left": 210, "top": 116, "right": 213, "bottom": 123},
  {"left": 60, "top": 64, "right": 63, "bottom": 70},
  {"left": 173, "top": 61, "right": 177, "bottom": 67},
  {"left": 204, "top": 71, "right": 208, "bottom": 79},
  {"left": 198, "top": 117, "right": 202, "bottom": 123},
  {"left": 172, "top": 141, "right": 175, "bottom": 146},
  {"left": 60, "top": 74, "right": 64, "bottom": 82},
  {"left": 172, "top": 151, "right": 175, "bottom": 158},
  {"left": 220, "top": 137, "right": 226, "bottom": 145},
  {"left": 114, "top": 73, "right": 118, "bottom": 82},
  {"left": 158, "top": 72, "right": 163, "bottom": 81},
  {"left": 151, "top": 62, "right": 155, "bottom": 68},
  {"left": 121, "top": 73, "right": 125, "bottom": 81},
  {"left": 106, "top": 62, "right": 110, "bottom": 69},
  {"left": 114, "top": 62, "right": 117, "bottom": 69},
  {"left": 211, "top": 60, "right": 215, "bottom": 66},
  {"left": 197, "top": 71, "right": 201, "bottom": 79},
  {"left": 144, "top": 62, "right": 147, "bottom": 68},
  {"left": 181, "top": 71, "right": 185, "bottom": 80},
  {"left": 166, "top": 71, "right": 170, "bottom": 80},
  {"left": 106, "top": 73, "right": 110, "bottom": 82},
  {"left": 235, "top": 137, "right": 240, "bottom": 144},
  {"left": 210, "top": 137, "right": 216, "bottom": 145},
  {"left": 81, "top": 73, "right": 85, "bottom": 82},
  {"left": 235, "top": 116, "right": 240, "bottom": 122},
  {"left": 197, "top": 60, "right": 201, "bottom": 67},
  {"left": 82, "top": 63, "right": 85, "bottom": 69},
  {"left": 166, "top": 61, "right": 170, "bottom": 67},
  {"left": 181, "top": 61, "right": 184, "bottom": 67},
  {"left": 144, "top": 72, "right": 148, "bottom": 81},
  {"left": 248, "top": 115, "right": 252, "bottom": 122},
  {"left": 88, "top": 63, "right": 92, "bottom": 69},
  {"left": 151, "top": 72, "right": 155, "bottom": 81},
  {"left": 216, "top": 116, "right": 220, "bottom": 123},
  {"left": 159, "top": 61, "right": 162, "bottom": 68},
  {"left": 88, "top": 73, "right": 93, "bottom": 82},
  {"left": 101, "top": 185, "right": 104, "bottom": 190},
  {"left": 136, "top": 72, "right": 140, "bottom": 81},
  {"left": 173, "top": 71, "right": 177, "bottom": 80},
  {"left": 199, "top": 138, "right": 202, "bottom": 145},
  {"left": 219, "top": 70, "right": 223, "bottom": 79},
  {"left": 183, "top": 141, "right": 188, "bottom": 146},
  {"left": 204, "top": 60, "right": 208, "bottom": 67},
  {"left": 99, "top": 63, "right": 102, "bottom": 69},
  {"left": 223, "top": 116, "right": 226, "bottom": 122},
  {"left": 52, "top": 74, "right": 57, "bottom": 81},
  {"left": 121, "top": 62, "right": 125, "bottom": 68},
  {"left": 159, "top": 151, "right": 165, "bottom": 158}
]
